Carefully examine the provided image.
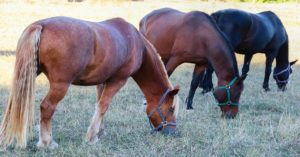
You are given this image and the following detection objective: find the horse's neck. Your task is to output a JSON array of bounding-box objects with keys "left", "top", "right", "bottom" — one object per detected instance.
[
  {"left": 209, "top": 48, "right": 238, "bottom": 85},
  {"left": 132, "top": 49, "right": 171, "bottom": 103},
  {"left": 275, "top": 41, "right": 289, "bottom": 68}
]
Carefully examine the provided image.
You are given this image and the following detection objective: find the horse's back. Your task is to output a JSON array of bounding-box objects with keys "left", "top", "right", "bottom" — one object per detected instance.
[
  {"left": 212, "top": 9, "right": 286, "bottom": 53},
  {"left": 36, "top": 16, "right": 143, "bottom": 85}
]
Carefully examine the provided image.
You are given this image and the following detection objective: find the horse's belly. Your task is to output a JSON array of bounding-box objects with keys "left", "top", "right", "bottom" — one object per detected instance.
[
  {"left": 71, "top": 62, "right": 119, "bottom": 86},
  {"left": 72, "top": 72, "right": 109, "bottom": 86}
]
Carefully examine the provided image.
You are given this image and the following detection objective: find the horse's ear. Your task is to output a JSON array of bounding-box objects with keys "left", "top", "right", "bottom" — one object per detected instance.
[
  {"left": 290, "top": 59, "right": 298, "bottom": 66},
  {"left": 169, "top": 85, "right": 180, "bottom": 95}
]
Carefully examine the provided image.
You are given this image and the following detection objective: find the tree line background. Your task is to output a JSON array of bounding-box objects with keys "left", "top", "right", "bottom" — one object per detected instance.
[{"left": 0, "top": 0, "right": 299, "bottom": 3}]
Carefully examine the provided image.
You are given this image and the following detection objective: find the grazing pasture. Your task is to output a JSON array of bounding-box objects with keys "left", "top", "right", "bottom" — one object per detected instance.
[{"left": 0, "top": 1, "right": 300, "bottom": 156}]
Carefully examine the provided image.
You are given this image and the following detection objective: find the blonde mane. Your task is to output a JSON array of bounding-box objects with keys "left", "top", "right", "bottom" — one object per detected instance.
[
  {"left": 140, "top": 33, "right": 179, "bottom": 116},
  {"left": 140, "top": 33, "right": 173, "bottom": 89}
]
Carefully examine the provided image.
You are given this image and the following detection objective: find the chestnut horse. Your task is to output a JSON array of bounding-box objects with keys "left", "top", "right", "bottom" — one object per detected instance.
[
  {"left": 0, "top": 17, "right": 180, "bottom": 149},
  {"left": 140, "top": 8, "right": 246, "bottom": 112},
  {"left": 199, "top": 9, "right": 297, "bottom": 94}
]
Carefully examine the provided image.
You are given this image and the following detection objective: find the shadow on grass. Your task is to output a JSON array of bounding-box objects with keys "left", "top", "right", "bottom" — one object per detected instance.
[{"left": 0, "top": 50, "right": 15, "bottom": 56}]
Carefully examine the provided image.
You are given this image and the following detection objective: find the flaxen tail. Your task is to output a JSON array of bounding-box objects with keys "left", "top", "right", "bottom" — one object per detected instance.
[{"left": 0, "top": 24, "right": 42, "bottom": 148}]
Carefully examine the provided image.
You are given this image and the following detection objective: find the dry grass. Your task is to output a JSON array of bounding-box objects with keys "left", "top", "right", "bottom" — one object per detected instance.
[{"left": 0, "top": 0, "right": 300, "bottom": 156}]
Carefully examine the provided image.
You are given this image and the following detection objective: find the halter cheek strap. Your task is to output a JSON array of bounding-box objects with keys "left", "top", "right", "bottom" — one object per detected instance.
[
  {"left": 213, "top": 77, "right": 239, "bottom": 106},
  {"left": 273, "top": 65, "right": 290, "bottom": 83},
  {"left": 147, "top": 89, "right": 176, "bottom": 132}
]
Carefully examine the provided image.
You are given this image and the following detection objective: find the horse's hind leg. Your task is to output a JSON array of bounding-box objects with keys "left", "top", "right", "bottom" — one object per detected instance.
[
  {"left": 37, "top": 82, "right": 70, "bottom": 149},
  {"left": 242, "top": 54, "right": 253, "bottom": 76},
  {"left": 85, "top": 79, "right": 127, "bottom": 144},
  {"left": 201, "top": 63, "right": 214, "bottom": 94},
  {"left": 185, "top": 64, "right": 206, "bottom": 109}
]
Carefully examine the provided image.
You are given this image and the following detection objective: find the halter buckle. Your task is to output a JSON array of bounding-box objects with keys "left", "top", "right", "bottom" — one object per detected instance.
[
  {"left": 162, "top": 121, "right": 168, "bottom": 127},
  {"left": 225, "top": 85, "right": 230, "bottom": 89}
]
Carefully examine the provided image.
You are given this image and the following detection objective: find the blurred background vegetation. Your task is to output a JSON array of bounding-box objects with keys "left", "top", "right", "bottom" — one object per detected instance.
[{"left": 0, "top": 0, "right": 299, "bottom": 3}]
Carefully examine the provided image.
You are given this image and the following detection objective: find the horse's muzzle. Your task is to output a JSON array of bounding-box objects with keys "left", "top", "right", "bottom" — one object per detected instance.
[
  {"left": 277, "top": 84, "right": 287, "bottom": 92},
  {"left": 161, "top": 126, "right": 176, "bottom": 135},
  {"left": 220, "top": 105, "right": 238, "bottom": 119},
  {"left": 221, "top": 111, "right": 237, "bottom": 119}
]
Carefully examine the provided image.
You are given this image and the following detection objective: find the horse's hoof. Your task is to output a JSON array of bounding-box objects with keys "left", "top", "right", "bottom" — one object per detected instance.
[
  {"left": 49, "top": 141, "right": 59, "bottom": 149},
  {"left": 37, "top": 140, "right": 59, "bottom": 149},
  {"left": 201, "top": 89, "right": 211, "bottom": 94},
  {"left": 186, "top": 106, "right": 194, "bottom": 110},
  {"left": 264, "top": 87, "right": 271, "bottom": 92},
  {"left": 85, "top": 129, "right": 104, "bottom": 145},
  {"left": 85, "top": 135, "right": 99, "bottom": 145}
]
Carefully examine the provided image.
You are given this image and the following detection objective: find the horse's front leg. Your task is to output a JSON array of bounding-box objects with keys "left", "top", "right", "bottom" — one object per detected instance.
[
  {"left": 85, "top": 79, "right": 127, "bottom": 144},
  {"left": 263, "top": 54, "right": 275, "bottom": 91},
  {"left": 37, "top": 83, "right": 70, "bottom": 149},
  {"left": 185, "top": 64, "right": 206, "bottom": 109}
]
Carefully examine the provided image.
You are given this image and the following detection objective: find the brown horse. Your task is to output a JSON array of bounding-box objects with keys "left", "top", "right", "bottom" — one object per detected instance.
[
  {"left": 140, "top": 8, "right": 246, "bottom": 114},
  {"left": 0, "top": 16, "right": 180, "bottom": 149}
]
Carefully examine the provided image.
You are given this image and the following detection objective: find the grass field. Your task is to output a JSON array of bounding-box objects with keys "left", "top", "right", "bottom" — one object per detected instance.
[{"left": 0, "top": 0, "right": 300, "bottom": 156}]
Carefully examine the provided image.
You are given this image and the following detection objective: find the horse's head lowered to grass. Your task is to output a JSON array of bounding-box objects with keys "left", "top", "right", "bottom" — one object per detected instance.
[
  {"left": 273, "top": 60, "right": 297, "bottom": 91},
  {"left": 213, "top": 75, "right": 247, "bottom": 118}
]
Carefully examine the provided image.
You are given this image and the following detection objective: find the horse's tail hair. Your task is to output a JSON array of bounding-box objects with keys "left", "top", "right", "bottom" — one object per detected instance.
[{"left": 0, "top": 24, "right": 42, "bottom": 148}]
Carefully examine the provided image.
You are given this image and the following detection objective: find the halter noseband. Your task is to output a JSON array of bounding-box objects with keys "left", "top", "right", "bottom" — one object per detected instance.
[
  {"left": 147, "top": 88, "right": 176, "bottom": 132},
  {"left": 213, "top": 77, "right": 239, "bottom": 106},
  {"left": 273, "top": 65, "right": 290, "bottom": 83}
]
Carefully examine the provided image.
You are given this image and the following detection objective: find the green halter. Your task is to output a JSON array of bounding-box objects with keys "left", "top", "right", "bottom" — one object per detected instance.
[{"left": 213, "top": 77, "right": 239, "bottom": 106}]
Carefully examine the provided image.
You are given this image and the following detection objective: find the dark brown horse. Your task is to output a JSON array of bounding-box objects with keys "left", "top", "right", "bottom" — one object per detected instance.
[
  {"left": 0, "top": 17, "right": 180, "bottom": 149},
  {"left": 140, "top": 8, "right": 246, "bottom": 113}
]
